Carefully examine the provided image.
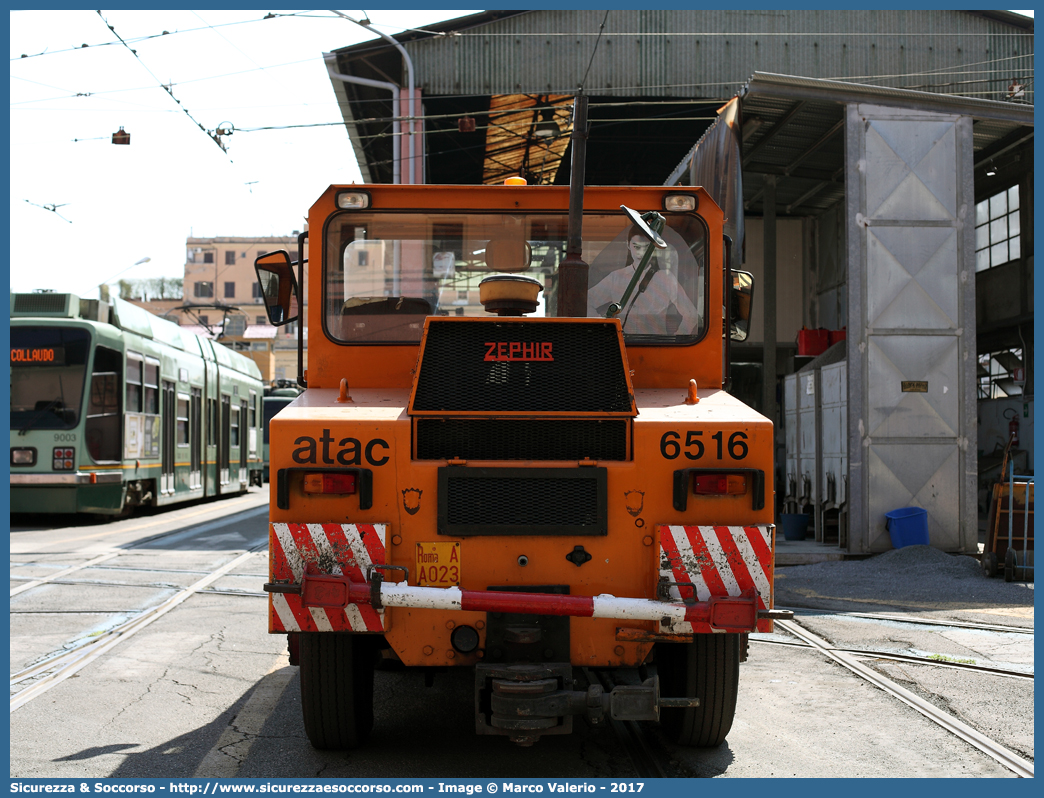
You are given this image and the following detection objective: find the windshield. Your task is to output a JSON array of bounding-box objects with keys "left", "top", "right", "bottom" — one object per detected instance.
[
  {"left": 323, "top": 211, "right": 707, "bottom": 345},
  {"left": 11, "top": 326, "right": 90, "bottom": 431}
]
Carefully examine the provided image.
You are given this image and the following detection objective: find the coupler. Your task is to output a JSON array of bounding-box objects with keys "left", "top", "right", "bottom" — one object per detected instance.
[{"left": 475, "top": 662, "right": 698, "bottom": 746}]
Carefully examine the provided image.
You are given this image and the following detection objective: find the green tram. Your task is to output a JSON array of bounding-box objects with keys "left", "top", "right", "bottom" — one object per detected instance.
[{"left": 11, "top": 292, "right": 264, "bottom": 516}]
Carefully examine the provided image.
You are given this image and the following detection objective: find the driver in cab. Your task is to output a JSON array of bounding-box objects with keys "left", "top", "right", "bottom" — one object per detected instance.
[{"left": 587, "top": 224, "right": 701, "bottom": 335}]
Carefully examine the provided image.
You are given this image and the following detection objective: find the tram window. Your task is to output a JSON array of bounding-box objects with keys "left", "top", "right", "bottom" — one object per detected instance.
[
  {"left": 177, "top": 396, "right": 190, "bottom": 446},
  {"left": 144, "top": 358, "right": 160, "bottom": 415},
  {"left": 190, "top": 388, "right": 202, "bottom": 475},
  {"left": 126, "top": 353, "right": 143, "bottom": 412},
  {"left": 207, "top": 398, "right": 217, "bottom": 445},
  {"left": 241, "top": 399, "right": 250, "bottom": 461},
  {"left": 231, "top": 405, "right": 240, "bottom": 447},
  {"left": 86, "top": 346, "right": 121, "bottom": 462}
]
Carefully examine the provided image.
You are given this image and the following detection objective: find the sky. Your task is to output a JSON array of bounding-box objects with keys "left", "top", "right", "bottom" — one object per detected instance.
[{"left": 9, "top": 9, "right": 473, "bottom": 298}]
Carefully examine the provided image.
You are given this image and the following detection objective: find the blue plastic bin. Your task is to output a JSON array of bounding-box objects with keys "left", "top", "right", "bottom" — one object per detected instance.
[
  {"left": 780, "top": 513, "right": 809, "bottom": 541},
  {"left": 885, "top": 506, "right": 929, "bottom": 548}
]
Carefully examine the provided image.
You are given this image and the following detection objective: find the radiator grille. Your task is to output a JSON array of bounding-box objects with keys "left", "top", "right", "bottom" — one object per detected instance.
[
  {"left": 438, "top": 467, "right": 607, "bottom": 536},
  {"left": 417, "top": 419, "right": 627, "bottom": 461},
  {"left": 412, "top": 320, "right": 632, "bottom": 414}
]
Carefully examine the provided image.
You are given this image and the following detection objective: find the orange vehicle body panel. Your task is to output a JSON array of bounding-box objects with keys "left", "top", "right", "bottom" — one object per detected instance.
[{"left": 267, "top": 182, "right": 775, "bottom": 668}]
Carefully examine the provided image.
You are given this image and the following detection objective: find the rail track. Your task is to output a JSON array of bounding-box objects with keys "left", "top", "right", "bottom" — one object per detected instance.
[
  {"left": 776, "top": 618, "right": 1034, "bottom": 778},
  {"left": 751, "top": 636, "right": 1033, "bottom": 679},
  {"left": 10, "top": 505, "right": 270, "bottom": 712},
  {"left": 10, "top": 545, "right": 265, "bottom": 712},
  {"left": 780, "top": 605, "right": 1034, "bottom": 635}
]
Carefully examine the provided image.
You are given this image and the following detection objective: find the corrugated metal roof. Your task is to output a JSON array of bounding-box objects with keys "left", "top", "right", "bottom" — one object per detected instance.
[
  {"left": 667, "top": 71, "right": 1032, "bottom": 217},
  {"left": 329, "top": 10, "right": 1032, "bottom": 188},
  {"left": 740, "top": 72, "right": 1034, "bottom": 125},
  {"left": 405, "top": 10, "right": 1033, "bottom": 103}
]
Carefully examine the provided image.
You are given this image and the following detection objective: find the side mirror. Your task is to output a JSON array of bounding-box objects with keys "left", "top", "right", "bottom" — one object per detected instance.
[
  {"left": 730, "top": 270, "right": 754, "bottom": 342},
  {"left": 254, "top": 250, "right": 299, "bottom": 326}
]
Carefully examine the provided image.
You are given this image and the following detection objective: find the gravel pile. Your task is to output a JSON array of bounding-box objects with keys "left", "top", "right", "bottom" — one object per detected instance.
[{"left": 774, "top": 545, "right": 1034, "bottom": 617}]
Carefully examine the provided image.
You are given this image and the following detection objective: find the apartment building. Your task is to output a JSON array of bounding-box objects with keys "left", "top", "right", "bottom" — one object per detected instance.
[
  {"left": 180, "top": 235, "right": 309, "bottom": 384},
  {"left": 184, "top": 236, "right": 306, "bottom": 325}
]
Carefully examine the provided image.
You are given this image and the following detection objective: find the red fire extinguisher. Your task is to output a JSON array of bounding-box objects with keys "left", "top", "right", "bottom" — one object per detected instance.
[{"left": 1004, "top": 408, "right": 1020, "bottom": 448}]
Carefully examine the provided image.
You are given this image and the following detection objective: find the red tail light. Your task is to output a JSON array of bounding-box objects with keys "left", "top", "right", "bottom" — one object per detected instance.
[
  {"left": 303, "top": 473, "right": 357, "bottom": 495},
  {"left": 694, "top": 473, "right": 747, "bottom": 496},
  {"left": 52, "top": 447, "right": 75, "bottom": 471}
]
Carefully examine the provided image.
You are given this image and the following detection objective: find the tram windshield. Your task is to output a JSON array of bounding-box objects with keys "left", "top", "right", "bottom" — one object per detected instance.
[
  {"left": 323, "top": 211, "right": 707, "bottom": 345},
  {"left": 10, "top": 327, "right": 90, "bottom": 432}
]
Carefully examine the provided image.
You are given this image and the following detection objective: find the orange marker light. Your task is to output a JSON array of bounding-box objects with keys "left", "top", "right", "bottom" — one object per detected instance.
[
  {"left": 303, "top": 473, "right": 357, "bottom": 495},
  {"left": 504, "top": 176, "right": 527, "bottom": 186},
  {"left": 694, "top": 474, "right": 747, "bottom": 496}
]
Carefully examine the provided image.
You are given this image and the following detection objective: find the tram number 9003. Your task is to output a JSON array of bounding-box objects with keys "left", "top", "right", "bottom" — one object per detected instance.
[
  {"left": 659, "top": 430, "right": 748, "bottom": 461},
  {"left": 54, "top": 433, "right": 77, "bottom": 442}
]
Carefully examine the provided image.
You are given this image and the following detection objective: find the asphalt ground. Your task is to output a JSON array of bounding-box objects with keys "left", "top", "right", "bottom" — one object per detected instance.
[
  {"left": 10, "top": 514, "right": 1034, "bottom": 778},
  {"left": 773, "top": 544, "right": 1034, "bottom": 626}
]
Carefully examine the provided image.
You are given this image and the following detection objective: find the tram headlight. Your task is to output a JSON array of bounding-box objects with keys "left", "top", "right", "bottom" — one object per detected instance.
[{"left": 11, "top": 448, "right": 35, "bottom": 466}]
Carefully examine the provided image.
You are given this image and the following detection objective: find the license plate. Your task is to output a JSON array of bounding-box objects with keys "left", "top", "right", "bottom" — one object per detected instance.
[{"left": 416, "top": 542, "right": 461, "bottom": 587}]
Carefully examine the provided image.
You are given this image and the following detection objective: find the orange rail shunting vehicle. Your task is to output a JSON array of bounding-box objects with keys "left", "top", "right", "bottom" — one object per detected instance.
[{"left": 258, "top": 149, "right": 786, "bottom": 749}]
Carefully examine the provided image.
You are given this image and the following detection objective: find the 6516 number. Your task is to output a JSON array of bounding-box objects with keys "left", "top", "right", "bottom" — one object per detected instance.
[{"left": 659, "top": 429, "right": 748, "bottom": 460}]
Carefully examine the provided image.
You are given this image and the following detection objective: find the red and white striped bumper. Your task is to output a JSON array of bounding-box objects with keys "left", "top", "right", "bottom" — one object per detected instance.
[
  {"left": 269, "top": 523, "right": 387, "bottom": 633},
  {"left": 659, "top": 524, "right": 775, "bottom": 634},
  {"left": 267, "top": 522, "right": 775, "bottom": 635}
]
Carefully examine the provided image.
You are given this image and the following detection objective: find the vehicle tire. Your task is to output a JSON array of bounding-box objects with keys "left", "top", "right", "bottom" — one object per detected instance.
[
  {"left": 657, "top": 634, "right": 740, "bottom": 748},
  {"left": 982, "top": 552, "right": 998, "bottom": 578},
  {"left": 1004, "top": 547, "right": 1016, "bottom": 583},
  {"left": 299, "top": 633, "right": 376, "bottom": 749}
]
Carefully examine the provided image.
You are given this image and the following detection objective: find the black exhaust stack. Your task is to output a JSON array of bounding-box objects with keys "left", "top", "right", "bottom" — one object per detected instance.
[{"left": 557, "top": 91, "right": 589, "bottom": 318}]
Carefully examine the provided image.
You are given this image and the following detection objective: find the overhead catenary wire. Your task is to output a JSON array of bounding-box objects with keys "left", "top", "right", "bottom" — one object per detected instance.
[
  {"left": 13, "top": 14, "right": 1032, "bottom": 63},
  {"left": 11, "top": 12, "right": 1033, "bottom": 171},
  {"left": 13, "top": 41, "right": 1031, "bottom": 109},
  {"left": 234, "top": 114, "right": 720, "bottom": 136},
  {"left": 408, "top": 30, "right": 1032, "bottom": 37},
  {"left": 11, "top": 10, "right": 320, "bottom": 61},
  {"left": 579, "top": 11, "right": 610, "bottom": 91},
  {"left": 14, "top": 61, "right": 1032, "bottom": 110},
  {"left": 826, "top": 52, "right": 1034, "bottom": 82},
  {"left": 96, "top": 10, "right": 231, "bottom": 159}
]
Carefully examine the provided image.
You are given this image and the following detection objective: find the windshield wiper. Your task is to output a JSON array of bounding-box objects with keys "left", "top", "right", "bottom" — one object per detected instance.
[{"left": 605, "top": 208, "right": 668, "bottom": 320}]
